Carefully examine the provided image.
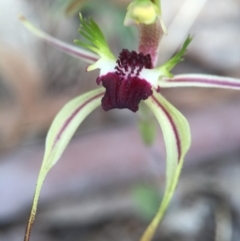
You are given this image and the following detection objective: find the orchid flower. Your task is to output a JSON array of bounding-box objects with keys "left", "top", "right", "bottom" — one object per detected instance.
[{"left": 19, "top": 0, "right": 240, "bottom": 241}]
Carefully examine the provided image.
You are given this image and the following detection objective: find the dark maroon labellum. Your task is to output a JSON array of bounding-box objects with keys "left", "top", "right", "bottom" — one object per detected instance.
[{"left": 97, "top": 49, "right": 153, "bottom": 112}]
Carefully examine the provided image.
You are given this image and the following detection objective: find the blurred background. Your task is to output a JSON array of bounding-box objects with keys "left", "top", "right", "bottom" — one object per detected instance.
[{"left": 0, "top": 0, "right": 240, "bottom": 240}]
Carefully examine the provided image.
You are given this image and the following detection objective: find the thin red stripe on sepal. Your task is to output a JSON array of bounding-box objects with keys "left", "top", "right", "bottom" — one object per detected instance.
[
  {"left": 44, "top": 38, "right": 99, "bottom": 63},
  {"left": 166, "top": 75, "right": 240, "bottom": 89},
  {"left": 53, "top": 92, "right": 104, "bottom": 148},
  {"left": 151, "top": 95, "right": 181, "bottom": 161}
]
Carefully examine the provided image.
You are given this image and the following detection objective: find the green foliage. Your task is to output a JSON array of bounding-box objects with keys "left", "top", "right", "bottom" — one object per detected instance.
[
  {"left": 138, "top": 120, "right": 157, "bottom": 146},
  {"left": 133, "top": 185, "right": 162, "bottom": 219}
]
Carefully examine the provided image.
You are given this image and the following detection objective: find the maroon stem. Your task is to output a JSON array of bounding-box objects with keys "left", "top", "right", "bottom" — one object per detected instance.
[{"left": 138, "top": 20, "right": 163, "bottom": 66}]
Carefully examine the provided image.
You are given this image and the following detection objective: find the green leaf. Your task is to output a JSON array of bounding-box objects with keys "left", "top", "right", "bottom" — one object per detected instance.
[
  {"left": 138, "top": 104, "right": 157, "bottom": 146},
  {"left": 74, "top": 14, "right": 115, "bottom": 60},
  {"left": 159, "top": 36, "right": 193, "bottom": 77},
  {"left": 141, "top": 91, "right": 191, "bottom": 241},
  {"left": 138, "top": 120, "right": 157, "bottom": 146},
  {"left": 133, "top": 185, "right": 162, "bottom": 219},
  {"left": 23, "top": 88, "right": 104, "bottom": 241}
]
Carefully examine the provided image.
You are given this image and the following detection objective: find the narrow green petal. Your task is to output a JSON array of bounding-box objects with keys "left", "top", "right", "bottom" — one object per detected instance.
[
  {"left": 160, "top": 74, "right": 240, "bottom": 90},
  {"left": 158, "top": 36, "right": 193, "bottom": 76},
  {"left": 23, "top": 88, "right": 104, "bottom": 241},
  {"left": 75, "top": 14, "right": 115, "bottom": 60},
  {"left": 18, "top": 15, "right": 98, "bottom": 64},
  {"left": 142, "top": 91, "right": 191, "bottom": 241}
]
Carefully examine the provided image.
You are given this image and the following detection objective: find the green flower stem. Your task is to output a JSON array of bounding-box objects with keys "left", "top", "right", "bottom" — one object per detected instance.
[
  {"left": 140, "top": 158, "right": 184, "bottom": 241},
  {"left": 24, "top": 168, "right": 47, "bottom": 241}
]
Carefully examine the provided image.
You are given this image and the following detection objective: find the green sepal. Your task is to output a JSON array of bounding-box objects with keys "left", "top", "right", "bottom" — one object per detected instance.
[
  {"left": 23, "top": 88, "right": 104, "bottom": 241},
  {"left": 142, "top": 91, "right": 191, "bottom": 241}
]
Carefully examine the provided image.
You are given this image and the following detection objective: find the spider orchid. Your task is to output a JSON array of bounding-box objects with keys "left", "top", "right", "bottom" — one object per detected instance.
[{"left": 20, "top": 0, "right": 240, "bottom": 241}]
